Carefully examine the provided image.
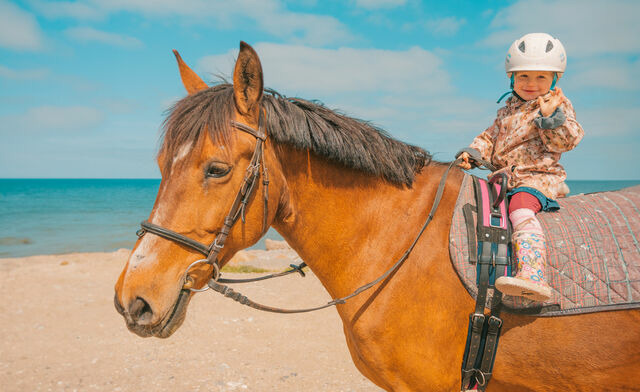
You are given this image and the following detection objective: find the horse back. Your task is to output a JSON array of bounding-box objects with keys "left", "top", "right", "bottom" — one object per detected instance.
[{"left": 451, "top": 178, "right": 640, "bottom": 316}]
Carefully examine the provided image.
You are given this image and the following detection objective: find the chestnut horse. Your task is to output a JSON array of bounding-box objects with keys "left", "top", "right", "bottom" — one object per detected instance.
[{"left": 114, "top": 42, "right": 640, "bottom": 391}]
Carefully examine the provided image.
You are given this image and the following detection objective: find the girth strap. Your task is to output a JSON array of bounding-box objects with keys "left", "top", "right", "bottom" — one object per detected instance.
[{"left": 460, "top": 174, "right": 510, "bottom": 392}]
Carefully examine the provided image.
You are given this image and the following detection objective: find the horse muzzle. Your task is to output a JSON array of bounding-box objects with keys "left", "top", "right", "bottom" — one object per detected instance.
[{"left": 114, "top": 289, "right": 192, "bottom": 338}]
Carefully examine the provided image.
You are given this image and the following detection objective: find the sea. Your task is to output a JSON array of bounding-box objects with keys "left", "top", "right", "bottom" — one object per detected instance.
[{"left": 1, "top": 178, "right": 639, "bottom": 258}]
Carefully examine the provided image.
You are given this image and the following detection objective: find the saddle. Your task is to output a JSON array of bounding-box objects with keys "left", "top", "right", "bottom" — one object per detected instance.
[
  {"left": 452, "top": 173, "right": 640, "bottom": 391},
  {"left": 450, "top": 174, "right": 640, "bottom": 316}
]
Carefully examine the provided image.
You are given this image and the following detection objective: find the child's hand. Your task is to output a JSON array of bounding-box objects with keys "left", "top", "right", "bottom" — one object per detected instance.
[
  {"left": 537, "top": 87, "right": 566, "bottom": 117},
  {"left": 458, "top": 152, "right": 472, "bottom": 170}
]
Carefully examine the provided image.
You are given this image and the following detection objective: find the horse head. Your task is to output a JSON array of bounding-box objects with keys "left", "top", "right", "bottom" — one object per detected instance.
[{"left": 114, "top": 42, "right": 287, "bottom": 338}]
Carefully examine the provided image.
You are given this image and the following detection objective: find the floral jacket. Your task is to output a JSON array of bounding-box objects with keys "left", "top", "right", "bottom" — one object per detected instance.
[{"left": 469, "top": 92, "right": 584, "bottom": 200}]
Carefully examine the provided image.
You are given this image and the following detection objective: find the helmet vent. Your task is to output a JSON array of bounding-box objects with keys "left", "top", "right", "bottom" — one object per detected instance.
[
  {"left": 518, "top": 41, "right": 526, "bottom": 52},
  {"left": 545, "top": 40, "right": 554, "bottom": 52}
]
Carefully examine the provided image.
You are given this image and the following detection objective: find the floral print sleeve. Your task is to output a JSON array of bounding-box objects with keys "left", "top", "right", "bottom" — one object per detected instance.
[
  {"left": 536, "top": 100, "right": 584, "bottom": 153},
  {"left": 469, "top": 113, "right": 502, "bottom": 162}
]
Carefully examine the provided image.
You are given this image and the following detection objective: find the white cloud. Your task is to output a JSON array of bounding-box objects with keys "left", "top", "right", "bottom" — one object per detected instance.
[
  {"left": 0, "top": 65, "right": 49, "bottom": 80},
  {"left": 99, "top": 98, "right": 139, "bottom": 114},
  {"left": 483, "top": 0, "right": 640, "bottom": 57},
  {"left": 28, "top": 0, "right": 103, "bottom": 20},
  {"left": 577, "top": 106, "right": 637, "bottom": 137},
  {"left": 354, "top": 0, "right": 407, "bottom": 10},
  {"left": 372, "top": 95, "right": 495, "bottom": 139},
  {"left": 250, "top": 8, "right": 352, "bottom": 46},
  {"left": 0, "top": 0, "right": 44, "bottom": 51},
  {"left": 65, "top": 27, "right": 143, "bottom": 48},
  {"left": 426, "top": 17, "right": 466, "bottom": 36},
  {"left": 198, "top": 43, "right": 451, "bottom": 95},
  {"left": 563, "top": 58, "right": 640, "bottom": 91},
  {"left": 30, "top": 0, "right": 352, "bottom": 46},
  {"left": 2, "top": 105, "right": 104, "bottom": 132}
]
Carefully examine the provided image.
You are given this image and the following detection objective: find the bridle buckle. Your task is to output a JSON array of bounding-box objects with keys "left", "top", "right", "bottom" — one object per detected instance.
[{"left": 182, "top": 258, "right": 220, "bottom": 292}]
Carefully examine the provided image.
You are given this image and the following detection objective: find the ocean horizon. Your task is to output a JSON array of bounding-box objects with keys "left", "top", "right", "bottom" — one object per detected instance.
[{"left": 1, "top": 178, "right": 639, "bottom": 258}]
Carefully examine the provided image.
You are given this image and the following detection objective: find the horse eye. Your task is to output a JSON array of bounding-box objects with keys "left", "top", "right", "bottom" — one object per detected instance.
[{"left": 205, "top": 162, "right": 231, "bottom": 178}]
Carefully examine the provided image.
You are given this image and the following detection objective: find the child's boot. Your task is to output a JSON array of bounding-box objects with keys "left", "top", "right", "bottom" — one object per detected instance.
[{"left": 495, "top": 230, "right": 552, "bottom": 302}]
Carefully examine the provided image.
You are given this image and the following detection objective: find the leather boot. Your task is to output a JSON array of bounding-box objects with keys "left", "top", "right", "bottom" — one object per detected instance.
[{"left": 495, "top": 230, "right": 552, "bottom": 302}]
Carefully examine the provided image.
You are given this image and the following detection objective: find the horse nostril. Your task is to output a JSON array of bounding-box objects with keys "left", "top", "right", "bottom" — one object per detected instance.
[
  {"left": 114, "top": 293, "right": 125, "bottom": 315},
  {"left": 129, "top": 297, "right": 154, "bottom": 325}
]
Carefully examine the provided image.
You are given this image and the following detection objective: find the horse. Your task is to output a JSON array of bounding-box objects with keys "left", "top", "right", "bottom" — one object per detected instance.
[{"left": 114, "top": 42, "right": 640, "bottom": 391}]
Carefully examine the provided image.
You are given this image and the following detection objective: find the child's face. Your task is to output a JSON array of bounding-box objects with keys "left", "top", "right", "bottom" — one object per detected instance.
[{"left": 512, "top": 71, "right": 555, "bottom": 101}]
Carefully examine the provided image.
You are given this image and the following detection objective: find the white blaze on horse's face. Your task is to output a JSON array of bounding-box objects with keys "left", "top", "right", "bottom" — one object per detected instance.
[
  {"left": 127, "top": 234, "right": 158, "bottom": 270},
  {"left": 126, "top": 143, "right": 192, "bottom": 272},
  {"left": 172, "top": 142, "right": 192, "bottom": 167}
]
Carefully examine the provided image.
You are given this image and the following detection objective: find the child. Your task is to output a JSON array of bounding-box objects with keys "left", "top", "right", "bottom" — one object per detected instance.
[{"left": 459, "top": 33, "right": 584, "bottom": 302}]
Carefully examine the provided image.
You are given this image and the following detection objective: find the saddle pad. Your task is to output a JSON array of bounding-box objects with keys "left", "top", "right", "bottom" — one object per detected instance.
[{"left": 449, "top": 174, "right": 640, "bottom": 316}]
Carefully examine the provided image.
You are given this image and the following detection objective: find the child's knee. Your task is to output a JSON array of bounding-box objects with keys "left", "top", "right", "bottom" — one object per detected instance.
[
  {"left": 508, "top": 192, "right": 542, "bottom": 214},
  {"left": 509, "top": 208, "right": 543, "bottom": 233}
]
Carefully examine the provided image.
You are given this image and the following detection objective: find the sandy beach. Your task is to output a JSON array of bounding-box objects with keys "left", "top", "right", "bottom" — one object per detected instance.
[{"left": 0, "top": 248, "right": 381, "bottom": 391}]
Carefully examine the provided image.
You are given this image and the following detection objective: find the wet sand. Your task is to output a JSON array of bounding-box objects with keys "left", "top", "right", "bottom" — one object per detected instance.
[{"left": 0, "top": 249, "right": 381, "bottom": 391}]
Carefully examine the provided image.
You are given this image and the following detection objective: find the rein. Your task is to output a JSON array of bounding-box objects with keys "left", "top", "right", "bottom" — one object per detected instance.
[
  {"left": 207, "top": 158, "right": 461, "bottom": 313},
  {"left": 136, "top": 112, "right": 462, "bottom": 313}
]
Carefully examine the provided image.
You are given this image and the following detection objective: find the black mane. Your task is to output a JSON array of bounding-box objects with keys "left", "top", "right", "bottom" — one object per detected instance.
[{"left": 161, "top": 84, "right": 431, "bottom": 186}]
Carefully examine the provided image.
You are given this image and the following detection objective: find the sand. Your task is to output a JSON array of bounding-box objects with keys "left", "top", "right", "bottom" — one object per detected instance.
[{"left": 0, "top": 249, "right": 382, "bottom": 392}]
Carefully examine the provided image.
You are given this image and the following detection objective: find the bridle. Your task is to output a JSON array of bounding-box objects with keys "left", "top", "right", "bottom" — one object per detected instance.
[
  {"left": 136, "top": 110, "right": 270, "bottom": 291},
  {"left": 135, "top": 108, "right": 463, "bottom": 313}
]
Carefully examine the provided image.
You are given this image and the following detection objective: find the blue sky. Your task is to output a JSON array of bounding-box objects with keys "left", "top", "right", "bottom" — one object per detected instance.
[{"left": 1, "top": 0, "right": 638, "bottom": 179}]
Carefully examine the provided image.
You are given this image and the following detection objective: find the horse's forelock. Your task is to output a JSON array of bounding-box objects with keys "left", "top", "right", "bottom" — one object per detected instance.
[{"left": 159, "top": 85, "right": 236, "bottom": 172}]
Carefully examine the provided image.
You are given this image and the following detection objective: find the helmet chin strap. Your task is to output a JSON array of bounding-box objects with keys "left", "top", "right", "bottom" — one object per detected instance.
[
  {"left": 496, "top": 73, "right": 515, "bottom": 103},
  {"left": 550, "top": 72, "right": 558, "bottom": 90}
]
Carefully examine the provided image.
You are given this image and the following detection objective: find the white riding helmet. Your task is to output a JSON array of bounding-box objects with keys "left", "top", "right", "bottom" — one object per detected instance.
[{"left": 505, "top": 33, "right": 566, "bottom": 73}]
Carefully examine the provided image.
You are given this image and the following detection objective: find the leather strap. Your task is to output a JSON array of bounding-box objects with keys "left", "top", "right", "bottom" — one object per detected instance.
[
  {"left": 488, "top": 173, "right": 508, "bottom": 210},
  {"left": 230, "top": 120, "right": 266, "bottom": 140},
  {"left": 462, "top": 204, "right": 477, "bottom": 264},
  {"left": 461, "top": 176, "right": 509, "bottom": 391},
  {"left": 455, "top": 148, "right": 497, "bottom": 172},
  {"left": 217, "top": 262, "right": 307, "bottom": 284},
  {"left": 205, "top": 158, "right": 462, "bottom": 313},
  {"left": 138, "top": 221, "right": 210, "bottom": 255}
]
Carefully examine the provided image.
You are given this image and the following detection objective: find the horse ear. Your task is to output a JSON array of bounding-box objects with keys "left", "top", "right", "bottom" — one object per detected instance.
[
  {"left": 233, "top": 41, "right": 263, "bottom": 117},
  {"left": 173, "top": 50, "right": 208, "bottom": 94}
]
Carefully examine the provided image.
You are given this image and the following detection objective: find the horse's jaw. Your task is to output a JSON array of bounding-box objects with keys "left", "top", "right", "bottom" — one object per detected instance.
[{"left": 114, "top": 289, "right": 192, "bottom": 338}]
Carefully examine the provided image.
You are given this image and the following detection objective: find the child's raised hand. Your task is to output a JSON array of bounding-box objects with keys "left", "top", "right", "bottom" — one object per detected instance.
[{"left": 537, "top": 87, "right": 566, "bottom": 117}]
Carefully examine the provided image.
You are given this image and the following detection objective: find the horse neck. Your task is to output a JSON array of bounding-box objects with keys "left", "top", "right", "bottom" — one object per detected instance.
[{"left": 271, "top": 145, "right": 460, "bottom": 300}]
